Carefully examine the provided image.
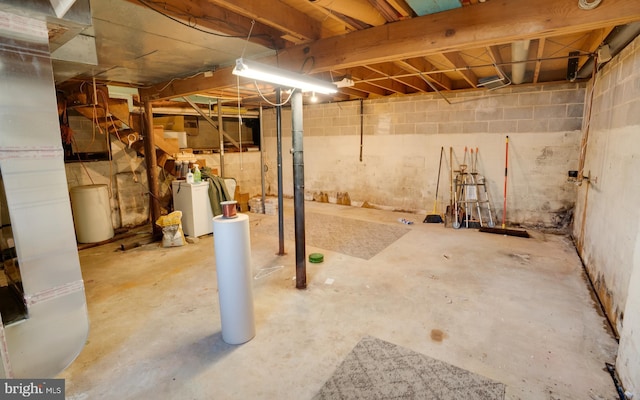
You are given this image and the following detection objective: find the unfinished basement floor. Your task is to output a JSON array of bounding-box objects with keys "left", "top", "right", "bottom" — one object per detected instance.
[{"left": 60, "top": 200, "right": 618, "bottom": 400}]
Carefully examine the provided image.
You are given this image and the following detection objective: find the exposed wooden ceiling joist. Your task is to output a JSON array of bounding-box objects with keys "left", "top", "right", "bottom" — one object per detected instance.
[
  {"left": 140, "top": 0, "right": 640, "bottom": 102},
  {"left": 442, "top": 51, "right": 478, "bottom": 88},
  {"left": 532, "top": 38, "right": 546, "bottom": 84},
  {"left": 124, "top": 0, "right": 289, "bottom": 49},
  {"left": 206, "top": 0, "right": 322, "bottom": 42},
  {"left": 274, "top": 0, "right": 640, "bottom": 73}
]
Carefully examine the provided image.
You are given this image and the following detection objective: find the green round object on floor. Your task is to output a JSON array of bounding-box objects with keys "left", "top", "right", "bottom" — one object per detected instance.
[{"left": 309, "top": 253, "right": 324, "bottom": 263}]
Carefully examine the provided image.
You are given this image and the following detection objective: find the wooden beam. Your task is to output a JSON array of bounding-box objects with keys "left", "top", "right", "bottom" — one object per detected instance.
[
  {"left": 351, "top": 81, "right": 389, "bottom": 96},
  {"left": 368, "top": 0, "right": 402, "bottom": 22},
  {"left": 487, "top": 45, "right": 505, "bottom": 65},
  {"left": 274, "top": 0, "right": 640, "bottom": 72},
  {"left": 442, "top": 51, "right": 478, "bottom": 88},
  {"left": 208, "top": 0, "right": 321, "bottom": 42},
  {"left": 140, "top": 65, "right": 238, "bottom": 101},
  {"left": 143, "top": 102, "right": 162, "bottom": 240},
  {"left": 181, "top": 96, "right": 240, "bottom": 149},
  {"left": 384, "top": 0, "right": 414, "bottom": 18},
  {"left": 532, "top": 38, "right": 546, "bottom": 83},
  {"left": 124, "top": 0, "right": 286, "bottom": 49},
  {"left": 142, "top": 0, "right": 640, "bottom": 100}
]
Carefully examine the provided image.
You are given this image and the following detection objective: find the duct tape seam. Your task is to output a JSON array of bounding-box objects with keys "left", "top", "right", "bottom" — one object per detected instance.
[{"left": 24, "top": 280, "right": 85, "bottom": 307}]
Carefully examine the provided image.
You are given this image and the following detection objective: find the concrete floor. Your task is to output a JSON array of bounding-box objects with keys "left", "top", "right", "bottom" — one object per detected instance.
[{"left": 60, "top": 200, "right": 618, "bottom": 400}]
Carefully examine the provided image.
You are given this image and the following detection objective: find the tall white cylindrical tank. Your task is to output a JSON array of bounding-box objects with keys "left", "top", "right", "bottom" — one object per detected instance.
[{"left": 70, "top": 184, "right": 114, "bottom": 243}]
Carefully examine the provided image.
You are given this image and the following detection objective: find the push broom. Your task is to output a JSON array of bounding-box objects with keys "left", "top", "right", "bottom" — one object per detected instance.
[
  {"left": 424, "top": 146, "right": 444, "bottom": 223},
  {"left": 479, "top": 136, "right": 529, "bottom": 237}
]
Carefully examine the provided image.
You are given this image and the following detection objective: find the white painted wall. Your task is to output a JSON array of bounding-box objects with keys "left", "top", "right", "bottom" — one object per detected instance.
[
  {"left": 261, "top": 83, "right": 584, "bottom": 228},
  {"left": 571, "top": 35, "right": 640, "bottom": 393}
]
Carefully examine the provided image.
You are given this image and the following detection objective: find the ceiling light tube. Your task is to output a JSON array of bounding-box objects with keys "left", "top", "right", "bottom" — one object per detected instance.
[{"left": 232, "top": 58, "right": 337, "bottom": 95}]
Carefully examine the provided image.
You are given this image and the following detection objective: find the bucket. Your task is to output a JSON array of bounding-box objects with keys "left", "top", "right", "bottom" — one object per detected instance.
[{"left": 70, "top": 184, "right": 115, "bottom": 243}]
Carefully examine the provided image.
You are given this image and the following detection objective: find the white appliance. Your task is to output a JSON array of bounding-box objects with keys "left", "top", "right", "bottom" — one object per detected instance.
[{"left": 172, "top": 181, "right": 213, "bottom": 237}]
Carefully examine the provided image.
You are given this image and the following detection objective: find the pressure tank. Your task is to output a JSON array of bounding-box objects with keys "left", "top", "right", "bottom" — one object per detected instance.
[{"left": 70, "top": 184, "right": 114, "bottom": 243}]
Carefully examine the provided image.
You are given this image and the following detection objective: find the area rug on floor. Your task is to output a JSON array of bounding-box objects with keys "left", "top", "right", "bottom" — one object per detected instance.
[
  {"left": 252, "top": 212, "right": 410, "bottom": 260},
  {"left": 313, "top": 336, "right": 506, "bottom": 400}
]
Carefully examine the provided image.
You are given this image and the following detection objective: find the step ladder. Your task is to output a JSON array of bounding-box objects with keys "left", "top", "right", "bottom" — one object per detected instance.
[{"left": 453, "top": 165, "right": 495, "bottom": 229}]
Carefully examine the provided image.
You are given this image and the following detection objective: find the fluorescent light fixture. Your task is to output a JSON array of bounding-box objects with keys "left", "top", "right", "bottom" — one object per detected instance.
[{"left": 232, "top": 58, "right": 337, "bottom": 94}]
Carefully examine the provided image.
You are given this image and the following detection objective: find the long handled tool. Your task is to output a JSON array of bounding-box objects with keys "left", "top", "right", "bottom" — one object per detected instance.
[
  {"left": 424, "top": 146, "right": 444, "bottom": 223},
  {"left": 479, "top": 136, "right": 529, "bottom": 237},
  {"left": 448, "top": 146, "right": 453, "bottom": 215}
]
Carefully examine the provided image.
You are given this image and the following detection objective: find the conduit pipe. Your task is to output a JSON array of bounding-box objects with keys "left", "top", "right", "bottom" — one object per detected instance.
[
  {"left": 309, "top": 0, "right": 386, "bottom": 26},
  {"left": 511, "top": 39, "right": 531, "bottom": 84}
]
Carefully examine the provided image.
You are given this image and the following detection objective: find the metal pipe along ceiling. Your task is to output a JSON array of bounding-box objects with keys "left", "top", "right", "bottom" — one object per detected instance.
[{"left": 576, "top": 22, "right": 640, "bottom": 80}]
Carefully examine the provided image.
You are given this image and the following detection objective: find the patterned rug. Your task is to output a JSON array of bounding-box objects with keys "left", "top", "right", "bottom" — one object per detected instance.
[
  {"left": 313, "top": 336, "right": 506, "bottom": 400},
  {"left": 252, "top": 212, "right": 410, "bottom": 260}
]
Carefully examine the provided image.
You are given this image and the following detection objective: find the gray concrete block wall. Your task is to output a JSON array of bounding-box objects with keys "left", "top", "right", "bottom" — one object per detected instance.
[
  {"left": 267, "top": 82, "right": 585, "bottom": 138},
  {"left": 570, "top": 34, "right": 640, "bottom": 394},
  {"left": 262, "top": 82, "right": 586, "bottom": 227}
]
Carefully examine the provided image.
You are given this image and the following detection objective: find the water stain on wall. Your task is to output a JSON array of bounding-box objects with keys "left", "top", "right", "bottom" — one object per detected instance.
[{"left": 536, "top": 146, "right": 554, "bottom": 164}]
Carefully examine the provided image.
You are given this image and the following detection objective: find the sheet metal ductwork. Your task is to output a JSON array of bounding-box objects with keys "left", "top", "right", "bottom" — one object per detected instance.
[
  {"left": 0, "top": 4, "right": 90, "bottom": 378},
  {"left": 511, "top": 39, "right": 531, "bottom": 85}
]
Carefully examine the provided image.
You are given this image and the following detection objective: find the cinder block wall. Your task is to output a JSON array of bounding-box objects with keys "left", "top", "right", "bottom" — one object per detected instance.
[
  {"left": 572, "top": 35, "right": 640, "bottom": 393},
  {"left": 262, "top": 82, "right": 585, "bottom": 228}
]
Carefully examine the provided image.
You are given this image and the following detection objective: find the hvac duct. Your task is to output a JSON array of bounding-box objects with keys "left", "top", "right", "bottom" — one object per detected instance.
[
  {"left": 0, "top": 10, "right": 89, "bottom": 378},
  {"left": 511, "top": 39, "right": 531, "bottom": 85}
]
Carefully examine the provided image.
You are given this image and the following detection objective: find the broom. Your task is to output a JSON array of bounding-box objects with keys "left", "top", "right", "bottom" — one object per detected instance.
[
  {"left": 479, "top": 136, "right": 529, "bottom": 237},
  {"left": 424, "top": 146, "right": 444, "bottom": 223}
]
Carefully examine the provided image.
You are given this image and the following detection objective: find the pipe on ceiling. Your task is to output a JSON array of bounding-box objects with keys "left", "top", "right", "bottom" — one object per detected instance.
[
  {"left": 309, "top": 0, "right": 387, "bottom": 26},
  {"left": 574, "top": 22, "right": 640, "bottom": 80},
  {"left": 511, "top": 39, "right": 531, "bottom": 85}
]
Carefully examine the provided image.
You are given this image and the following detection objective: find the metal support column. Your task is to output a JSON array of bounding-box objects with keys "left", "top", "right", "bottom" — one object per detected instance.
[
  {"left": 276, "top": 89, "right": 285, "bottom": 255},
  {"left": 259, "top": 104, "right": 266, "bottom": 213},
  {"left": 291, "top": 90, "right": 306, "bottom": 289}
]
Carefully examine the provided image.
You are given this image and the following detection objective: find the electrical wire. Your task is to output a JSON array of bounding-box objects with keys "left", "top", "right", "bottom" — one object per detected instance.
[
  {"left": 136, "top": 0, "right": 273, "bottom": 42},
  {"left": 156, "top": 70, "right": 210, "bottom": 94},
  {"left": 240, "top": 20, "right": 256, "bottom": 59},
  {"left": 578, "top": 0, "right": 602, "bottom": 10},
  {"left": 253, "top": 82, "right": 295, "bottom": 106}
]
